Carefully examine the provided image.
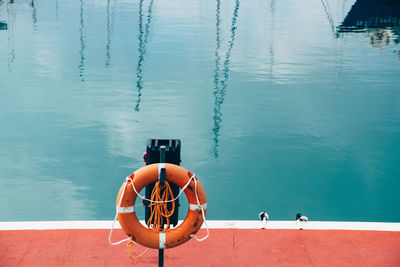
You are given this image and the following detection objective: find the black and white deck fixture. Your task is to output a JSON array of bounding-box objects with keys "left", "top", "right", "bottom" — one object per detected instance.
[
  {"left": 296, "top": 213, "right": 308, "bottom": 230},
  {"left": 259, "top": 212, "right": 269, "bottom": 229}
]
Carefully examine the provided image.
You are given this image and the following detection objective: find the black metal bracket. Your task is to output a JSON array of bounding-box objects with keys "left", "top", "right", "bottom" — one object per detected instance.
[
  {"left": 158, "top": 145, "right": 166, "bottom": 267},
  {"left": 159, "top": 145, "right": 166, "bottom": 185},
  {"left": 159, "top": 247, "right": 164, "bottom": 267}
]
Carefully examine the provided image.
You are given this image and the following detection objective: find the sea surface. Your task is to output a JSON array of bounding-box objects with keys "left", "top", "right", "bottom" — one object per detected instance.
[{"left": 0, "top": 0, "right": 399, "bottom": 222}]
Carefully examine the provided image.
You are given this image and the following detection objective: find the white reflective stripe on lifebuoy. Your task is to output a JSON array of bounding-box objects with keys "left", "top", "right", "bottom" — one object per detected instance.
[
  {"left": 116, "top": 206, "right": 135, "bottom": 213},
  {"left": 189, "top": 203, "right": 207, "bottom": 211},
  {"left": 159, "top": 232, "right": 166, "bottom": 249},
  {"left": 158, "top": 163, "right": 165, "bottom": 179}
]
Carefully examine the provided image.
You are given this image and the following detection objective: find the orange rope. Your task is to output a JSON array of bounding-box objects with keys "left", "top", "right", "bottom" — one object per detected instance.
[
  {"left": 127, "top": 240, "right": 150, "bottom": 260},
  {"left": 126, "top": 180, "right": 174, "bottom": 260},
  {"left": 146, "top": 180, "right": 175, "bottom": 232}
]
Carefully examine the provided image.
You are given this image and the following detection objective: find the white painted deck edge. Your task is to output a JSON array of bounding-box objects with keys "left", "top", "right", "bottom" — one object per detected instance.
[{"left": 1, "top": 220, "right": 400, "bottom": 231}]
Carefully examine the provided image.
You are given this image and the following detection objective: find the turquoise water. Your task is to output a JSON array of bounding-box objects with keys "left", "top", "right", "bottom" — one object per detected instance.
[{"left": 0, "top": 0, "right": 399, "bottom": 222}]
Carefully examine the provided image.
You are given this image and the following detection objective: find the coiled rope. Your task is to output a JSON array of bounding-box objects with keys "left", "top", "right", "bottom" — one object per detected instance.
[{"left": 147, "top": 180, "right": 175, "bottom": 232}]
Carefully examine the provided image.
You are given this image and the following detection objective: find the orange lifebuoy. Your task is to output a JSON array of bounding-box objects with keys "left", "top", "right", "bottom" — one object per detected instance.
[{"left": 116, "top": 163, "right": 207, "bottom": 249}]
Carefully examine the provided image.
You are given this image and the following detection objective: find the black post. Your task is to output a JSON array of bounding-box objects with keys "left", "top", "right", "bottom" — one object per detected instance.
[
  {"left": 158, "top": 145, "right": 165, "bottom": 267},
  {"left": 143, "top": 139, "right": 181, "bottom": 267},
  {"left": 159, "top": 247, "right": 164, "bottom": 267}
]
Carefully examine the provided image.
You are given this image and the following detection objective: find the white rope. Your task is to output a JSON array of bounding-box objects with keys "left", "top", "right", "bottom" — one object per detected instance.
[
  {"left": 109, "top": 173, "right": 209, "bottom": 246},
  {"left": 127, "top": 175, "right": 194, "bottom": 204},
  {"left": 193, "top": 177, "right": 209, "bottom": 242},
  {"left": 108, "top": 178, "right": 132, "bottom": 245}
]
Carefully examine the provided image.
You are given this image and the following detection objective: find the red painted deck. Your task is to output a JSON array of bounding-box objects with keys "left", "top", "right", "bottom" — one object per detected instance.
[{"left": 1, "top": 228, "right": 400, "bottom": 266}]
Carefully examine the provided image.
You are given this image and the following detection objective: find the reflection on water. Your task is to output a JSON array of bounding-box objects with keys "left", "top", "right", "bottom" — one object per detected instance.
[
  {"left": 212, "top": 0, "right": 221, "bottom": 158},
  {"left": 335, "top": 37, "right": 343, "bottom": 89},
  {"left": 270, "top": 0, "right": 276, "bottom": 14},
  {"left": 0, "top": 177, "right": 96, "bottom": 220},
  {"left": 319, "top": 0, "right": 344, "bottom": 88},
  {"left": 31, "top": 0, "right": 37, "bottom": 28},
  {"left": 105, "top": 0, "right": 115, "bottom": 67},
  {"left": 212, "top": 0, "right": 240, "bottom": 158},
  {"left": 340, "top": 0, "right": 400, "bottom": 30},
  {"left": 338, "top": 0, "right": 400, "bottom": 59},
  {"left": 0, "top": 0, "right": 400, "bottom": 222},
  {"left": 369, "top": 29, "right": 397, "bottom": 49},
  {"left": 368, "top": 28, "right": 400, "bottom": 60},
  {"left": 6, "top": 1, "right": 14, "bottom": 72},
  {"left": 135, "top": 0, "right": 154, "bottom": 112},
  {"left": 55, "top": 0, "right": 58, "bottom": 20},
  {"left": 0, "top": 21, "right": 7, "bottom": 30},
  {"left": 269, "top": 0, "right": 276, "bottom": 80},
  {"left": 79, "top": 0, "right": 85, "bottom": 81},
  {"left": 320, "top": 0, "right": 337, "bottom": 37}
]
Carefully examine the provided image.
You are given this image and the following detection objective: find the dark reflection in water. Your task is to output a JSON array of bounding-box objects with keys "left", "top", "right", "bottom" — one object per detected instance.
[
  {"left": 31, "top": 0, "right": 37, "bottom": 29},
  {"left": 270, "top": 0, "right": 276, "bottom": 14},
  {"left": 320, "top": 0, "right": 337, "bottom": 37},
  {"left": 320, "top": 0, "right": 344, "bottom": 88},
  {"left": 212, "top": 0, "right": 222, "bottom": 158},
  {"left": 105, "top": 0, "right": 115, "bottom": 67},
  {"left": 269, "top": 0, "right": 276, "bottom": 79},
  {"left": 340, "top": 0, "right": 400, "bottom": 30},
  {"left": 79, "top": 0, "right": 86, "bottom": 81},
  {"left": 6, "top": 2, "right": 15, "bottom": 72},
  {"left": 55, "top": 0, "right": 59, "bottom": 20},
  {"left": 338, "top": 0, "right": 400, "bottom": 59},
  {"left": 212, "top": 0, "right": 240, "bottom": 158},
  {"left": 0, "top": 21, "right": 7, "bottom": 30},
  {"left": 135, "top": 0, "right": 154, "bottom": 112},
  {"left": 335, "top": 38, "right": 343, "bottom": 89}
]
